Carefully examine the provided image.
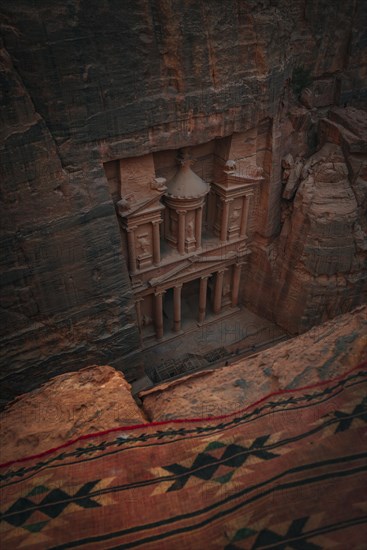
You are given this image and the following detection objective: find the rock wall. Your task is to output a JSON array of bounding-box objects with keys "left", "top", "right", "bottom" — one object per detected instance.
[
  {"left": 243, "top": 107, "right": 367, "bottom": 333},
  {"left": 0, "top": 0, "right": 366, "bottom": 402}
]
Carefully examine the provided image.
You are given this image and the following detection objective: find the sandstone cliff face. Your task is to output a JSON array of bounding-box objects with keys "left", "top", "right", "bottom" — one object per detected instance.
[
  {"left": 243, "top": 107, "right": 367, "bottom": 333},
  {"left": 0, "top": 1, "right": 366, "bottom": 401}
]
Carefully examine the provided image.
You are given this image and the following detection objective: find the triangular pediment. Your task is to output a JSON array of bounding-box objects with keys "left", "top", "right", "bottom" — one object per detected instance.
[
  {"left": 117, "top": 191, "right": 165, "bottom": 218},
  {"left": 147, "top": 250, "right": 245, "bottom": 288}
]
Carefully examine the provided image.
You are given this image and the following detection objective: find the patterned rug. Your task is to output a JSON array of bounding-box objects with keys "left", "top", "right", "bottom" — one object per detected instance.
[{"left": 1, "top": 363, "right": 366, "bottom": 549}]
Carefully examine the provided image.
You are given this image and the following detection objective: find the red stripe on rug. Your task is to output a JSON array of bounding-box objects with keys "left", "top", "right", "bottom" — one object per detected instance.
[{"left": 1, "top": 360, "right": 366, "bottom": 470}]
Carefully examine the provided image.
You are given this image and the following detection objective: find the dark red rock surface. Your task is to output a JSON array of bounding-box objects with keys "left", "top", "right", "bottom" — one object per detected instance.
[{"left": 0, "top": 1, "right": 366, "bottom": 402}]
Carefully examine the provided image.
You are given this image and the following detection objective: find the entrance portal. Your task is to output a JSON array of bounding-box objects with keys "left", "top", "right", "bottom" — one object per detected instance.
[
  {"left": 181, "top": 279, "right": 200, "bottom": 330},
  {"left": 163, "top": 288, "right": 174, "bottom": 333},
  {"left": 207, "top": 275, "right": 215, "bottom": 315}
]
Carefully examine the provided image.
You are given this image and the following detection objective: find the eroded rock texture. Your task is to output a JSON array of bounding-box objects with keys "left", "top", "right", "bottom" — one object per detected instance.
[
  {"left": 1, "top": 307, "right": 365, "bottom": 463},
  {"left": 0, "top": 1, "right": 366, "bottom": 401},
  {"left": 0, "top": 365, "right": 147, "bottom": 463},
  {"left": 140, "top": 305, "right": 367, "bottom": 421}
]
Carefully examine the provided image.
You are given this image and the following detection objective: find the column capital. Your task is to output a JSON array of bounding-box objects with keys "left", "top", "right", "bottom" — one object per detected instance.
[
  {"left": 126, "top": 225, "right": 138, "bottom": 233},
  {"left": 152, "top": 219, "right": 163, "bottom": 226},
  {"left": 174, "top": 283, "right": 183, "bottom": 289},
  {"left": 154, "top": 289, "right": 166, "bottom": 297},
  {"left": 177, "top": 209, "right": 187, "bottom": 215}
]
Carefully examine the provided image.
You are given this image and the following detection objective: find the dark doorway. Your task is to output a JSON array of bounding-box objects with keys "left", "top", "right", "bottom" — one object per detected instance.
[
  {"left": 207, "top": 274, "right": 215, "bottom": 315},
  {"left": 181, "top": 279, "right": 200, "bottom": 329},
  {"left": 163, "top": 288, "right": 174, "bottom": 332}
]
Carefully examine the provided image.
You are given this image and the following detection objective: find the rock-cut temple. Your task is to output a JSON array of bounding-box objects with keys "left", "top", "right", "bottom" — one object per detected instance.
[{"left": 104, "top": 137, "right": 263, "bottom": 347}]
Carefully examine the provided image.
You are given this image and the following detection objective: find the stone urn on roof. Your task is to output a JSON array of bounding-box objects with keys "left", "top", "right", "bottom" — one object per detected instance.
[{"left": 164, "top": 151, "right": 210, "bottom": 254}]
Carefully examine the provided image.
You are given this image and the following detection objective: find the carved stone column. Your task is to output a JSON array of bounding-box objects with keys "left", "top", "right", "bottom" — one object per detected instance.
[
  {"left": 177, "top": 210, "right": 186, "bottom": 255},
  {"left": 164, "top": 207, "right": 170, "bottom": 240},
  {"left": 152, "top": 220, "right": 161, "bottom": 265},
  {"left": 220, "top": 199, "right": 231, "bottom": 242},
  {"left": 173, "top": 284, "right": 182, "bottom": 332},
  {"left": 195, "top": 205, "right": 203, "bottom": 249},
  {"left": 213, "top": 270, "right": 225, "bottom": 314},
  {"left": 240, "top": 195, "right": 251, "bottom": 237},
  {"left": 231, "top": 263, "right": 242, "bottom": 307},
  {"left": 126, "top": 227, "right": 137, "bottom": 273},
  {"left": 154, "top": 291, "right": 165, "bottom": 340},
  {"left": 198, "top": 275, "right": 209, "bottom": 324}
]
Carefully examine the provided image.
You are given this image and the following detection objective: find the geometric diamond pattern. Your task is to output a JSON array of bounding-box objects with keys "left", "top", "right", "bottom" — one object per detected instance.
[
  {"left": 0, "top": 367, "right": 365, "bottom": 548},
  {"left": 163, "top": 436, "right": 278, "bottom": 491},
  {"left": 0, "top": 480, "right": 101, "bottom": 529},
  {"left": 24, "top": 521, "right": 49, "bottom": 533},
  {"left": 334, "top": 400, "right": 367, "bottom": 433},
  {"left": 226, "top": 517, "right": 322, "bottom": 550},
  {"left": 251, "top": 517, "right": 321, "bottom": 550}
]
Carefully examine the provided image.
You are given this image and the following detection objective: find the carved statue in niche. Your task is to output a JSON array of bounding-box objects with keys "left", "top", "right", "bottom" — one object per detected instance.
[
  {"left": 187, "top": 220, "right": 194, "bottom": 239},
  {"left": 137, "top": 234, "right": 150, "bottom": 256},
  {"left": 223, "top": 282, "right": 231, "bottom": 296},
  {"left": 230, "top": 208, "right": 241, "bottom": 227},
  {"left": 142, "top": 314, "right": 152, "bottom": 326}
]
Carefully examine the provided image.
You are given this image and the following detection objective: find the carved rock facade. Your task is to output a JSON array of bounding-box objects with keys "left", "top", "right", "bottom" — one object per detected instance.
[{"left": 105, "top": 141, "right": 262, "bottom": 345}]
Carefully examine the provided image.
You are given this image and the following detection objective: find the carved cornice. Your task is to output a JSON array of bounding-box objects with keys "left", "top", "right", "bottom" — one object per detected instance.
[
  {"left": 117, "top": 192, "right": 165, "bottom": 219},
  {"left": 140, "top": 246, "right": 250, "bottom": 290}
]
